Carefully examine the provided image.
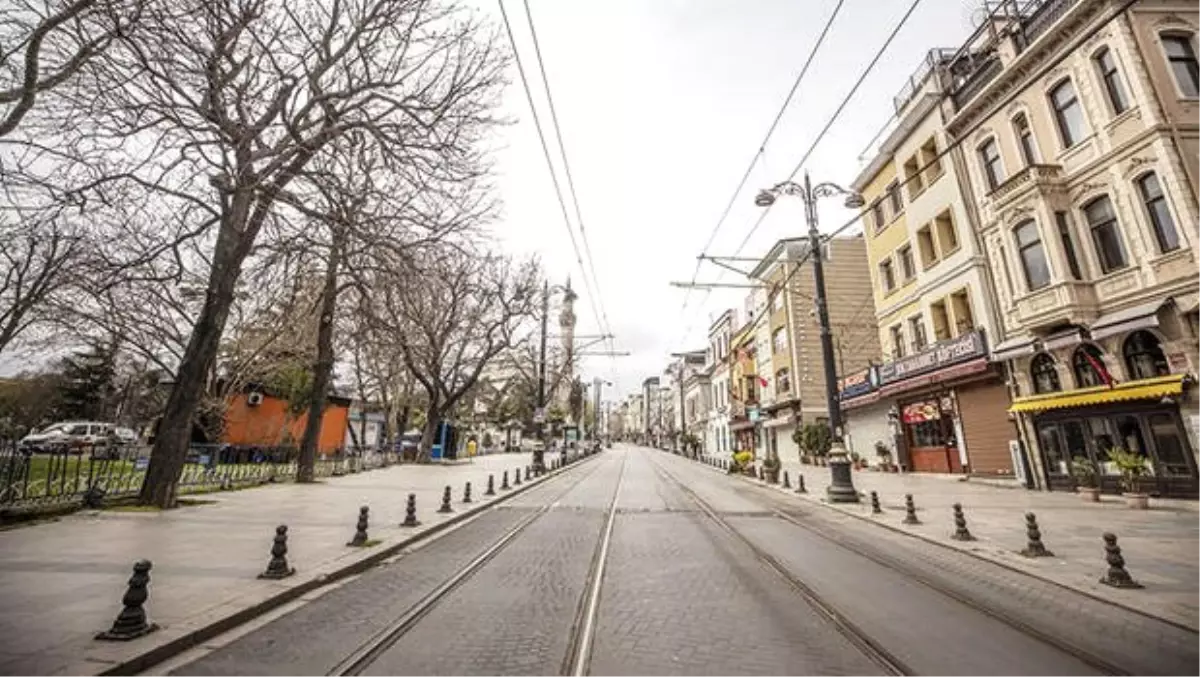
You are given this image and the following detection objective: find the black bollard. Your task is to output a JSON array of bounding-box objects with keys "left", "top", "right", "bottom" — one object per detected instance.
[
  {"left": 796, "top": 473, "right": 807, "bottom": 494},
  {"left": 1019, "top": 512, "right": 1053, "bottom": 557},
  {"left": 401, "top": 493, "right": 421, "bottom": 527},
  {"left": 525, "top": 466, "right": 531, "bottom": 481},
  {"left": 485, "top": 474, "right": 496, "bottom": 496},
  {"left": 514, "top": 467, "right": 523, "bottom": 486},
  {"left": 501, "top": 470, "right": 510, "bottom": 491},
  {"left": 902, "top": 494, "right": 920, "bottom": 525},
  {"left": 438, "top": 485, "right": 454, "bottom": 513},
  {"left": 259, "top": 525, "right": 297, "bottom": 579},
  {"left": 1099, "top": 533, "right": 1143, "bottom": 588},
  {"left": 347, "top": 506, "right": 369, "bottom": 546},
  {"left": 951, "top": 503, "right": 975, "bottom": 541},
  {"left": 782, "top": 471, "right": 791, "bottom": 489},
  {"left": 96, "top": 560, "right": 158, "bottom": 640},
  {"left": 870, "top": 491, "right": 882, "bottom": 515},
  {"left": 462, "top": 481, "right": 473, "bottom": 504}
]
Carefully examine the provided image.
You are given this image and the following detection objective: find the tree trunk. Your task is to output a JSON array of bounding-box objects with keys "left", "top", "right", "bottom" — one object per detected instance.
[
  {"left": 138, "top": 233, "right": 246, "bottom": 507},
  {"left": 297, "top": 237, "right": 342, "bottom": 482},
  {"left": 419, "top": 402, "right": 440, "bottom": 463}
]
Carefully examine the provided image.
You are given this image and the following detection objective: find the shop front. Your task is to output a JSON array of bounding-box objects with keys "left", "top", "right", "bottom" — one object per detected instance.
[
  {"left": 873, "top": 330, "right": 1014, "bottom": 475},
  {"left": 1010, "top": 374, "right": 1198, "bottom": 498},
  {"left": 839, "top": 366, "right": 894, "bottom": 465}
]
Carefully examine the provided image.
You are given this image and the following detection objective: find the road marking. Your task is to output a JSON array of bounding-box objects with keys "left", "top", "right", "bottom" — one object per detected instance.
[{"left": 569, "top": 451, "right": 627, "bottom": 677}]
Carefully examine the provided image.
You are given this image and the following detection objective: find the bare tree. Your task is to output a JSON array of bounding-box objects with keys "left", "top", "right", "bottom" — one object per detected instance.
[
  {"left": 37, "top": 0, "right": 510, "bottom": 506},
  {"left": 0, "top": 210, "right": 82, "bottom": 355},
  {"left": 369, "top": 247, "right": 538, "bottom": 460},
  {"left": 0, "top": 0, "right": 137, "bottom": 137}
]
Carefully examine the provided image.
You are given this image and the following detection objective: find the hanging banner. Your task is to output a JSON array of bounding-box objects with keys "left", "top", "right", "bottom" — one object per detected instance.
[{"left": 901, "top": 400, "right": 941, "bottom": 423}]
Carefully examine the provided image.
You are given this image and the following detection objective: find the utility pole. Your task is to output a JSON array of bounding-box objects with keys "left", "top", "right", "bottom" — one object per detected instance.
[
  {"left": 535, "top": 280, "right": 549, "bottom": 472},
  {"left": 755, "top": 173, "right": 865, "bottom": 503}
]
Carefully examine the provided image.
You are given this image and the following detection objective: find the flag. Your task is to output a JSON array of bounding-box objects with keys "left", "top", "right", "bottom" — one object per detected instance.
[
  {"left": 758, "top": 375, "right": 769, "bottom": 388},
  {"left": 1081, "top": 350, "right": 1115, "bottom": 387}
]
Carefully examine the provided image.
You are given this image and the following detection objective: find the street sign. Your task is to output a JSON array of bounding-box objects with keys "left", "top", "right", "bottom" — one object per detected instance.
[{"left": 533, "top": 407, "right": 546, "bottom": 424}]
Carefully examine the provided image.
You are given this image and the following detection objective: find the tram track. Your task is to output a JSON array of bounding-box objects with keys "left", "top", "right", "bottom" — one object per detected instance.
[
  {"left": 664, "top": 452, "right": 1156, "bottom": 676},
  {"left": 328, "top": 451, "right": 624, "bottom": 677}
]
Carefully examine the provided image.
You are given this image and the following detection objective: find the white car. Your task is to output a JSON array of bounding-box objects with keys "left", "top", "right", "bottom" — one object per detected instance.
[{"left": 19, "top": 421, "right": 114, "bottom": 453}]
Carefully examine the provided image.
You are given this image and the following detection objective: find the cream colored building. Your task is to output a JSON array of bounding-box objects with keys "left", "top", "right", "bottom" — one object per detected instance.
[
  {"left": 851, "top": 48, "right": 1015, "bottom": 476},
  {"left": 943, "top": 0, "right": 1199, "bottom": 496},
  {"left": 706, "top": 309, "right": 735, "bottom": 457}
]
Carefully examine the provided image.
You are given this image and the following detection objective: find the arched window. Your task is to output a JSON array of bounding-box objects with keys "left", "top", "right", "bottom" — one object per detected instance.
[
  {"left": 1123, "top": 330, "right": 1169, "bottom": 380},
  {"left": 1030, "top": 353, "right": 1061, "bottom": 394},
  {"left": 1072, "top": 344, "right": 1109, "bottom": 388}
]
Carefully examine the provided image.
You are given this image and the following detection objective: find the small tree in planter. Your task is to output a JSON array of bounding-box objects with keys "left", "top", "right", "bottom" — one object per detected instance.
[
  {"left": 1070, "top": 458, "right": 1099, "bottom": 502},
  {"left": 1108, "top": 447, "right": 1151, "bottom": 509},
  {"left": 874, "top": 441, "right": 894, "bottom": 472},
  {"left": 762, "top": 455, "right": 781, "bottom": 483},
  {"left": 730, "top": 450, "right": 753, "bottom": 475},
  {"left": 798, "top": 423, "right": 832, "bottom": 467}
]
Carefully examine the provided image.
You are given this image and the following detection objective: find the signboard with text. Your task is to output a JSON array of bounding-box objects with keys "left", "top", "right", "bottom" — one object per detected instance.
[
  {"left": 878, "top": 330, "right": 986, "bottom": 385},
  {"left": 838, "top": 365, "right": 879, "bottom": 401}
]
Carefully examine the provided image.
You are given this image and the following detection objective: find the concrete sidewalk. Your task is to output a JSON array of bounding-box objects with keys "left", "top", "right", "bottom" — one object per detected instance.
[
  {"left": 0, "top": 452, "right": 551, "bottom": 676},
  {"left": 700, "top": 453, "right": 1199, "bottom": 631}
]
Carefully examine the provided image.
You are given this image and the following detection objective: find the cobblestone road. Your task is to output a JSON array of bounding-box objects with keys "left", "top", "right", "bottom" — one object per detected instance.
[{"left": 167, "top": 445, "right": 1199, "bottom": 676}]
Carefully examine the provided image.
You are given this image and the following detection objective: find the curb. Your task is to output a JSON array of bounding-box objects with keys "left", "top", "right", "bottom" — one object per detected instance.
[
  {"left": 98, "top": 452, "right": 604, "bottom": 676},
  {"left": 684, "top": 453, "right": 1199, "bottom": 635}
]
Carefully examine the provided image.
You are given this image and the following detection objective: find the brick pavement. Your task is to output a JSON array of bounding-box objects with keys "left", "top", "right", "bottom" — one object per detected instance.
[
  {"left": 0, "top": 451, "right": 550, "bottom": 676},
  {"left": 698, "top": 451, "right": 1199, "bottom": 631}
]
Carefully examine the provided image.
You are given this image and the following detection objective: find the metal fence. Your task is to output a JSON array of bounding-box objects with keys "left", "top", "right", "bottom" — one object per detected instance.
[{"left": 0, "top": 444, "right": 402, "bottom": 514}]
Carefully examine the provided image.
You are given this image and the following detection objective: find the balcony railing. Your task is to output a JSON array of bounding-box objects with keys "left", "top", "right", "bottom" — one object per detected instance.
[
  {"left": 989, "top": 163, "right": 1065, "bottom": 208},
  {"left": 893, "top": 48, "right": 957, "bottom": 113},
  {"left": 950, "top": 55, "right": 1002, "bottom": 110},
  {"left": 1018, "top": 0, "right": 1083, "bottom": 52}
]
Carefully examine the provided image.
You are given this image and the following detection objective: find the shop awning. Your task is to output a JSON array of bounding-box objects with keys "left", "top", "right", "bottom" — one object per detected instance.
[
  {"left": 1042, "top": 327, "right": 1084, "bottom": 351},
  {"left": 991, "top": 335, "right": 1036, "bottom": 362},
  {"left": 877, "top": 357, "right": 990, "bottom": 398},
  {"left": 1008, "top": 374, "right": 1186, "bottom": 413},
  {"left": 1088, "top": 299, "right": 1168, "bottom": 341}
]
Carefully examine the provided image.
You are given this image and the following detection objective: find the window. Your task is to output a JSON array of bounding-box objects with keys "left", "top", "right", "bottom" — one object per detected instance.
[
  {"left": 950, "top": 289, "right": 974, "bottom": 335},
  {"left": 897, "top": 245, "right": 915, "bottom": 281},
  {"left": 1148, "top": 413, "right": 1191, "bottom": 476},
  {"left": 908, "top": 316, "right": 927, "bottom": 352},
  {"left": 775, "top": 368, "right": 791, "bottom": 394},
  {"left": 1083, "top": 196, "right": 1127, "bottom": 273},
  {"left": 1030, "top": 353, "right": 1061, "bottom": 394},
  {"left": 1013, "top": 113, "right": 1038, "bottom": 166},
  {"left": 903, "top": 156, "right": 924, "bottom": 200},
  {"left": 772, "top": 327, "right": 787, "bottom": 354},
  {"left": 1072, "top": 344, "right": 1109, "bottom": 388},
  {"left": 910, "top": 420, "right": 943, "bottom": 448},
  {"left": 1055, "top": 212, "right": 1084, "bottom": 280},
  {"left": 920, "top": 137, "right": 942, "bottom": 182},
  {"left": 871, "top": 200, "right": 886, "bottom": 231},
  {"left": 1163, "top": 35, "right": 1200, "bottom": 97},
  {"left": 1013, "top": 220, "right": 1051, "bottom": 291},
  {"left": 934, "top": 209, "right": 959, "bottom": 253},
  {"left": 890, "top": 324, "right": 905, "bottom": 358},
  {"left": 879, "top": 259, "right": 896, "bottom": 292},
  {"left": 1137, "top": 172, "right": 1180, "bottom": 253},
  {"left": 887, "top": 180, "right": 903, "bottom": 217},
  {"left": 1049, "top": 79, "right": 1086, "bottom": 148},
  {"left": 1093, "top": 48, "right": 1129, "bottom": 114},
  {"left": 930, "top": 300, "right": 951, "bottom": 341},
  {"left": 916, "top": 225, "right": 938, "bottom": 268},
  {"left": 978, "top": 137, "right": 1003, "bottom": 190},
  {"left": 1123, "top": 330, "right": 1169, "bottom": 380}
]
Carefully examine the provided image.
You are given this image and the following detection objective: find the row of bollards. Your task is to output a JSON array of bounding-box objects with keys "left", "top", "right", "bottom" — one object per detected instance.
[
  {"left": 688, "top": 451, "right": 1144, "bottom": 593},
  {"left": 96, "top": 451, "right": 601, "bottom": 641}
]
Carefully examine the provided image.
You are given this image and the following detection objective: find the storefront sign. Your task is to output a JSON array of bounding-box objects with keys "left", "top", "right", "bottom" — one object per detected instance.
[
  {"left": 1168, "top": 352, "right": 1190, "bottom": 373},
  {"left": 838, "top": 365, "right": 879, "bottom": 401},
  {"left": 878, "top": 330, "right": 986, "bottom": 385},
  {"left": 901, "top": 400, "right": 941, "bottom": 423}
]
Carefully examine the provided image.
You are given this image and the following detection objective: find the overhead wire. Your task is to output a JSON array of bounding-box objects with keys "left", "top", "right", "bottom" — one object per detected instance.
[
  {"left": 520, "top": 0, "right": 618, "bottom": 371},
  {"left": 497, "top": 0, "right": 613, "bottom": 385},
  {"left": 671, "top": 0, "right": 849, "bottom": 350}
]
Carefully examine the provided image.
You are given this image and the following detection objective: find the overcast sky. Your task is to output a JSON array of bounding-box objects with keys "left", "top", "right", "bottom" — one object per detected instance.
[{"left": 477, "top": 0, "right": 980, "bottom": 399}]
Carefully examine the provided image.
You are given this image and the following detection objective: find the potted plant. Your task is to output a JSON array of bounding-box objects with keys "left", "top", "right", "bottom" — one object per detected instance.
[
  {"left": 731, "top": 450, "right": 753, "bottom": 475},
  {"left": 1069, "top": 458, "right": 1099, "bottom": 502},
  {"left": 762, "top": 455, "right": 781, "bottom": 484},
  {"left": 874, "top": 441, "right": 894, "bottom": 472},
  {"left": 1108, "top": 447, "right": 1150, "bottom": 509}
]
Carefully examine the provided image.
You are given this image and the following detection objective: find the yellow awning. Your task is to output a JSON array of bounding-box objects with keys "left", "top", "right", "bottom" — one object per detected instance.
[{"left": 1008, "top": 374, "right": 1186, "bottom": 413}]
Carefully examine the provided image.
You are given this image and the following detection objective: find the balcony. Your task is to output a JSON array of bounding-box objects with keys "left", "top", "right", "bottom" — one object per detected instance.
[
  {"left": 1013, "top": 281, "right": 1098, "bottom": 330},
  {"left": 989, "top": 163, "right": 1065, "bottom": 211},
  {"left": 1018, "top": 0, "right": 1083, "bottom": 52},
  {"left": 950, "top": 54, "right": 1001, "bottom": 111}
]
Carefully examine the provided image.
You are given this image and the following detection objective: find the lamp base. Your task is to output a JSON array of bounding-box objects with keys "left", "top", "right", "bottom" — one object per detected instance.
[{"left": 825, "top": 441, "right": 860, "bottom": 503}]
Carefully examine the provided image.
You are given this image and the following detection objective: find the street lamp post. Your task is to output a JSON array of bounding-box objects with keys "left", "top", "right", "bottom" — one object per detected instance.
[
  {"left": 535, "top": 281, "right": 573, "bottom": 473},
  {"left": 755, "top": 173, "right": 864, "bottom": 503}
]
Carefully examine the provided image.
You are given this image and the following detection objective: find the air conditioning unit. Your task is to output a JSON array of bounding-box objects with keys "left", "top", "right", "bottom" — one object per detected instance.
[{"left": 247, "top": 391, "right": 265, "bottom": 406}]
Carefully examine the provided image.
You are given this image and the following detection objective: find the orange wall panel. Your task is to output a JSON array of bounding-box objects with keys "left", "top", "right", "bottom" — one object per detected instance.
[{"left": 223, "top": 393, "right": 350, "bottom": 454}]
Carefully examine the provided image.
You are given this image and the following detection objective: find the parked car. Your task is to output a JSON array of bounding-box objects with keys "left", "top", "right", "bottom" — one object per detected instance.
[{"left": 19, "top": 421, "right": 113, "bottom": 453}]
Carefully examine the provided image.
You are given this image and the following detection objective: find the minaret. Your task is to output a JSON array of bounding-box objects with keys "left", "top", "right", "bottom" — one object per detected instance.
[{"left": 556, "top": 277, "right": 577, "bottom": 416}]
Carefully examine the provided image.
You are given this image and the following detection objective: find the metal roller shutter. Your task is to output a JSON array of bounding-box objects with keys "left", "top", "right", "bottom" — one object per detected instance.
[{"left": 956, "top": 379, "right": 1014, "bottom": 475}]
